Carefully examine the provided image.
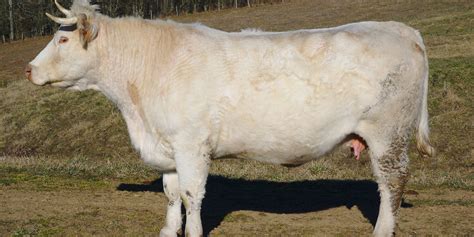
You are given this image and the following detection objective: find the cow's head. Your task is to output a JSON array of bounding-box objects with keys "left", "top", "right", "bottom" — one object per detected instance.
[{"left": 26, "top": 0, "right": 100, "bottom": 90}]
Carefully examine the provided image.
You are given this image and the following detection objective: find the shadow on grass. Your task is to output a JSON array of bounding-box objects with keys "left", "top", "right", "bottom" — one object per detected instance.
[{"left": 117, "top": 176, "right": 412, "bottom": 236}]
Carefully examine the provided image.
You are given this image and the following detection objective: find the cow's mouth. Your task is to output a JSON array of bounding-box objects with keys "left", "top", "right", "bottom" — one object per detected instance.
[
  {"left": 44, "top": 80, "right": 62, "bottom": 85},
  {"left": 46, "top": 80, "right": 73, "bottom": 88}
]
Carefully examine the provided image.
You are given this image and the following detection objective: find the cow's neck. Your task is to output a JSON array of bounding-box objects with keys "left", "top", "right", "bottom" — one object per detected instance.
[
  {"left": 93, "top": 16, "right": 189, "bottom": 140},
  {"left": 94, "top": 17, "right": 172, "bottom": 113}
]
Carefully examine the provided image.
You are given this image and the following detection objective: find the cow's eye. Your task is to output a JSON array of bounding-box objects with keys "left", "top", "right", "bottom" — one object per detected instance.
[{"left": 59, "top": 36, "right": 69, "bottom": 44}]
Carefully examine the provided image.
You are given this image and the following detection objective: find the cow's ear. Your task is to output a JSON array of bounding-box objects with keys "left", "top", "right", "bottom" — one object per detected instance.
[{"left": 77, "top": 14, "right": 98, "bottom": 49}]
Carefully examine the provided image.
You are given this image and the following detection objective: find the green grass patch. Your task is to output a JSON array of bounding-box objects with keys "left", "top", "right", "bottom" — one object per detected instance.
[
  {"left": 0, "top": 155, "right": 158, "bottom": 179},
  {"left": 0, "top": 168, "right": 110, "bottom": 191},
  {"left": 223, "top": 212, "right": 256, "bottom": 223},
  {"left": 12, "top": 218, "right": 64, "bottom": 237},
  {"left": 0, "top": 155, "right": 162, "bottom": 191},
  {"left": 409, "top": 199, "right": 474, "bottom": 207}
]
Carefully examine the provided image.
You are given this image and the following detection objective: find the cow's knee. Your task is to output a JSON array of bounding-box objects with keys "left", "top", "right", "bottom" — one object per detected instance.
[
  {"left": 369, "top": 137, "right": 409, "bottom": 237},
  {"left": 160, "top": 172, "right": 182, "bottom": 237}
]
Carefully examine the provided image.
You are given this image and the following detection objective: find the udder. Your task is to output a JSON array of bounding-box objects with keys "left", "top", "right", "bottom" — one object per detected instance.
[{"left": 350, "top": 138, "right": 366, "bottom": 160}]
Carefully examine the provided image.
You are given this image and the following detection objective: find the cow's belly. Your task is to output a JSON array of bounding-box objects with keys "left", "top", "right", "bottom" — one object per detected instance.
[
  {"left": 214, "top": 115, "right": 355, "bottom": 165},
  {"left": 212, "top": 83, "right": 360, "bottom": 164}
]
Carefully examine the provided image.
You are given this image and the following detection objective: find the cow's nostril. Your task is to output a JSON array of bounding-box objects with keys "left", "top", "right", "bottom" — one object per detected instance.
[
  {"left": 25, "top": 64, "right": 32, "bottom": 81},
  {"left": 25, "top": 65, "right": 32, "bottom": 73}
]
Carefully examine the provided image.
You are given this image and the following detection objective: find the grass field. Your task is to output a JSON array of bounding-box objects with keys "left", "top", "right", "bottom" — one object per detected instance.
[{"left": 1, "top": 0, "right": 473, "bottom": 236}]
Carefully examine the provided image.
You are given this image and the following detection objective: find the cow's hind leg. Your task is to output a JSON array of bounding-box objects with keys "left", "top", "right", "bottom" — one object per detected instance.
[
  {"left": 368, "top": 135, "right": 410, "bottom": 237},
  {"left": 160, "top": 172, "right": 183, "bottom": 237}
]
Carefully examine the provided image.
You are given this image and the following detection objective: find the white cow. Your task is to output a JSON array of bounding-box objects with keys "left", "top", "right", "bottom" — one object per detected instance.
[{"left": 27, "top": 0, "right": 434, "bottom": 236}]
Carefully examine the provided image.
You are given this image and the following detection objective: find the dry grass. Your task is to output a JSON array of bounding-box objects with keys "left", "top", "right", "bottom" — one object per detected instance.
[{"left": 0, "top": 0, "right": 473, "bottom": 235}]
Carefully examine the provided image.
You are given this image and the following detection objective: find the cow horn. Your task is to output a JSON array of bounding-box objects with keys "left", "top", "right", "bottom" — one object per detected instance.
[
  {"left": 46, "top": 13, "right": 78, "bottom": 25},
  {"left": 55, "top": 0, "right": 72, "bottom": 17}
]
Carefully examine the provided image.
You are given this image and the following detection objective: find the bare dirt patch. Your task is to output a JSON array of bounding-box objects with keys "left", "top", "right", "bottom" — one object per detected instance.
[{"left": 1, "top": 176, "right": 473, "bottom": 236}]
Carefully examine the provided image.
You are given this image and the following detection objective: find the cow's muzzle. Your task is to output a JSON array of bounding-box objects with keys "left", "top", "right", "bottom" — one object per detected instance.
[{"left": 25, "top": 64, "right": 32, "bottom": 82}]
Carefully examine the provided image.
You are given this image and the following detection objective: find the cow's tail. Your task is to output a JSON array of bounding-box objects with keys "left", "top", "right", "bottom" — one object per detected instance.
[{"left": 415, "top": 32, "right": 435, "bottom": 157}]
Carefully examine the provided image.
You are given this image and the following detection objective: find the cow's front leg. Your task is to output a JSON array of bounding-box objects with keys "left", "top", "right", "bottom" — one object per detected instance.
[
  {"left": 160, "top": 172, "right": 183, "bottom": 237},
  {"left": 174, "top": 141, "right": 211, "bottom": 237}
]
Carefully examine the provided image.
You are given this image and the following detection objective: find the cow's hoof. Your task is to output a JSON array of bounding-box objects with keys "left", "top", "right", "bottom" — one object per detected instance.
[
  {"left": 159, "top": 227, "right": 180, "bottom": 237},
  {"left": 373, "top": 229, "right": 394, "bottom": 237}
]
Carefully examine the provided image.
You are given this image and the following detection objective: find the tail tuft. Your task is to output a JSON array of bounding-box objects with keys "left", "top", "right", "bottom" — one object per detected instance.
[{"left": 416, "top": 129, "right": 435, "bottom": 157}]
